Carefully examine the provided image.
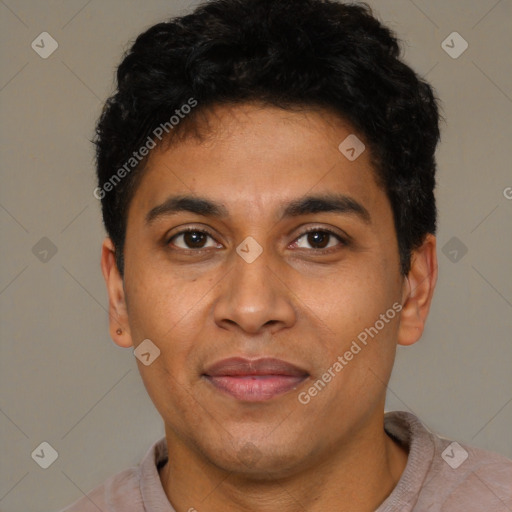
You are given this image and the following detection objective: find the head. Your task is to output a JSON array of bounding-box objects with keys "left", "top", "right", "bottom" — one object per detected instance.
[{"left": 98, "top": 0, "right": 439, "bottom": 478}]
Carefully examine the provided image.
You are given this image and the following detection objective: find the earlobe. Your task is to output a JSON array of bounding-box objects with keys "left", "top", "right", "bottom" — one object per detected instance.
[
  {"left": 397, "top": 234, "right": 438, "bottom": 347},
  {"left": 100, "top": 237, "right": 133, "bottom": 348}
]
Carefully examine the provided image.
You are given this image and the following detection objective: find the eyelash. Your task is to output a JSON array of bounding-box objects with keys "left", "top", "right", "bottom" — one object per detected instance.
[
  {"left": 292, "top": 226, "right": 348, "bottom": 253},
  {"left": 166, "top": 226, "right": 348, "bottom": 254}
]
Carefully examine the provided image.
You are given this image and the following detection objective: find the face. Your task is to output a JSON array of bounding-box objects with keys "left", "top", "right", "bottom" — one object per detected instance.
[{"left": 105, "top": 103, "right": 427, "bottom": 477}]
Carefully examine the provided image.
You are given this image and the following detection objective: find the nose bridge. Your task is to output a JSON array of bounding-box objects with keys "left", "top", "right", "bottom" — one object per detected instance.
[
  {"left": 213, "top": 241, "right": 296, "bottom": 333},
  {"left": 230, "top": 245, "right": 277, "bottom": 310},
  {"left": 234, "top": 249, "right": 273, "bottom": 298}
]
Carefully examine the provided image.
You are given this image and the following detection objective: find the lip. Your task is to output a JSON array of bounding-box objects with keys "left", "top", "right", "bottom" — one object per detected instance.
[{"left": 203, "top": 357, "right": 309, "bottom": 402}]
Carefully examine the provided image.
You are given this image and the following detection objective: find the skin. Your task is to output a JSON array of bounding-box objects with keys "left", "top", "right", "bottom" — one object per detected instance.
[{"left": 101, "top": 103, "right": 437, "bottom": 512}]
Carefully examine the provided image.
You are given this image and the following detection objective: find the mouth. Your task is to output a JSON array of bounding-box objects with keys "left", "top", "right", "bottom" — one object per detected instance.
[{"left": 202, "top": 357, "right": 309, "bottom": 402}]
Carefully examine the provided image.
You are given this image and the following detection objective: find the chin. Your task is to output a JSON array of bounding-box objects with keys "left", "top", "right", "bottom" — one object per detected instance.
[{"left": 203, "top": 438, "right": 310, "bottom": 479}]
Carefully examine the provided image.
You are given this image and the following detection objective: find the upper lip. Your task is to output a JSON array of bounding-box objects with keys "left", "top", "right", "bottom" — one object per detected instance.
[{"left": 203, "top": 357, "right": 309, "bottom": 377}]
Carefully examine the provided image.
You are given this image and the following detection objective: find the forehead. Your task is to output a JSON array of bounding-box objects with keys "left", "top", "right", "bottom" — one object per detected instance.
[{"left": 128, "top": 103, "right": 386, "bottom": 221}]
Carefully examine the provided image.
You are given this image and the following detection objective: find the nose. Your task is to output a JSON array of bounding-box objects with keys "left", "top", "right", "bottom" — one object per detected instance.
[{"left": 213, "top": 246, "right": 297, "bottom": 335}]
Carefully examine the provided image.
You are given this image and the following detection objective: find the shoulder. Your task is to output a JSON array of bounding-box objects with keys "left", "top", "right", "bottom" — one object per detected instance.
[
  {"left": 428, "top": 439, "right": 512, "bottom": 511},
  {"left": 57, "top": 437, "right": 169, "bottom": 512},
  {"left": 57, "top": 467, "right": 142, "bottom": 512},
  {"left": 384, "top": 411, "right": 512, "bottom": 511}
]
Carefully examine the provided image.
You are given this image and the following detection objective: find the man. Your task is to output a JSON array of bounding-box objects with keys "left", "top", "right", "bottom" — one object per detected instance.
[{"left": 62, "top": 0, "right": 512, "bottom": 510}]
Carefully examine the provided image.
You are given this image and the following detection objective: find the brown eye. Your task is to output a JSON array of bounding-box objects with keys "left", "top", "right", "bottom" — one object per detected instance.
[
  {"left": 292, "top": 229, "right": 345, "bottom": 251},
  {"left": 169, "top": 230, "right": 220, "bottom": 250},
  {"left": 306, "top": 231, "right": 330, "bottom": 249},
  {"left": 183, "top": 231, "right": 207, "bottom": 248}
]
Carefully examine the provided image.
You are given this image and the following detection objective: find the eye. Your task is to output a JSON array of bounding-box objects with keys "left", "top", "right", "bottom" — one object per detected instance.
[
  {"left": 168, "top": 229, "right": 221, "bottom": 250},
  {"left": 291, "top": 229, "right": 345, "bottom": 251}
]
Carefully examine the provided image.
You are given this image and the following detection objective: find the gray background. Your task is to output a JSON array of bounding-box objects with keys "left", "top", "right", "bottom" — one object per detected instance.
[{"left": 0, "top": 0, "right": 511, "bottom": 511}]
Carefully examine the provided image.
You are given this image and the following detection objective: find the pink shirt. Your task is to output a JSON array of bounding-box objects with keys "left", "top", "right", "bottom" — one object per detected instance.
[{"left": 59, "top": 411, "right": 512, "bottom": 511}]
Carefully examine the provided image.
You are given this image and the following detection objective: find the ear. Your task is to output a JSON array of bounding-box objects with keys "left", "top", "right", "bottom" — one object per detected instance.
[
  {"left": 100, "top": 237, "right": 133, "bottom": 348},
  {"left": 397, "top": 234, "right": 438, "bottom": 346}
]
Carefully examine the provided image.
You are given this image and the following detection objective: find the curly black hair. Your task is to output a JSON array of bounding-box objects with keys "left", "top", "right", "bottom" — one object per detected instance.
[{"left": 94, "top": 0, "right": 441, "bottom": 276}]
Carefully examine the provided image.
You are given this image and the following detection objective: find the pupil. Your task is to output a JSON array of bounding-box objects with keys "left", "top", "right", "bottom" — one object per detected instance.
[
  {"left": 308, "top": 231, "right": 329, "bottom": 248},
  {"left": 184, "top": 231, "right": 206, "bottom": 248}
]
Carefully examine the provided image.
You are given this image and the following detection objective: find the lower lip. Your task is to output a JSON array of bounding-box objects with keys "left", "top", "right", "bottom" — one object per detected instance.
[{"left": 204, "top": 375, "right": 308, "bottom": 402}]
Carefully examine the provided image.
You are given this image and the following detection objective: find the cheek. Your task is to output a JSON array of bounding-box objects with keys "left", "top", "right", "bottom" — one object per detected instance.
[
  {"left": 300, "top": 259, "right": 401, "bottom": 398},
  {"left": 125, "top": 272, "right": 209, "bottom": 414},
  {"left": 124, "top": 261, "right": 209, "bottom": 340},
  {"left": 298, "top": 311, "right": 399, "bottom": 435},
  {"left": 312, "top": 263, "right": 397, "bottom": 339},
  {"left": 124, "top": 266, "right": 218, "bottom": 398}
]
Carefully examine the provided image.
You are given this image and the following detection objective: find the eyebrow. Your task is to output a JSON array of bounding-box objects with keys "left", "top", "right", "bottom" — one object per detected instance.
[
  {"left": 145, "top": 193, "right": 371, "bottom": 225},
  {"left": 146, "top": 195, "right": 229, "bottom": 224},
  {"left": 281, "top": 193, "right": 371, "bottom": 224}
]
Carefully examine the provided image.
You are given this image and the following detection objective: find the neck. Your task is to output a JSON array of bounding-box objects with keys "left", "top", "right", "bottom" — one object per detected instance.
[{"left": 159, "top": 415, "right": 408, "bottom": 512}]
